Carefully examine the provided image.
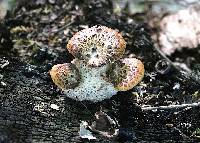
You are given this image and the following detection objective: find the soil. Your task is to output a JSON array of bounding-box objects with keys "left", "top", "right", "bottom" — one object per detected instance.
[{"left": 0, "top": 0, "right": 200, "bottom": 142}]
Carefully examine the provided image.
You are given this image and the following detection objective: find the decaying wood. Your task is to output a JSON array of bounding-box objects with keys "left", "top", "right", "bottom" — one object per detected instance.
[
  {"left": 0, "top": 58, "right": 91, "bottom": 142},
  {"left": 1, "top": 57, "right": 200, "bottom": 142},
  {"left": 1, "top": 0, "right": 200, "bottom": 142}
]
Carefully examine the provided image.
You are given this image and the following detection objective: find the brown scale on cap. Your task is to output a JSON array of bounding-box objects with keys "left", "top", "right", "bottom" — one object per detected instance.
[
  {"left": 107, "top": 58, "right": 144, "bottom": 91},
  {"left": 50, "top": 63, "right": 81, "bottom": 90},
  {"left": 67, "top": 25, "right": 126, "bottom": 67},
  {"left": 116, "top": 58, "right": 144, "bottom": 91}
]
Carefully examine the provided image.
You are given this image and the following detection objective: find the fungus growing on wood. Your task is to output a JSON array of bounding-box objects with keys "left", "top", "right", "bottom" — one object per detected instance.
[
  {"left": 67, "top": 25, "right": 126, "bottom": 67},
  {"left": 50, "top": 25, "right": 144, "bottom": 102},
  {"left": 50, "top": 63, "right": 81, "bottom": 90},
  {"left": 114, "top": 58, "right": 144, "bottom": 91}
]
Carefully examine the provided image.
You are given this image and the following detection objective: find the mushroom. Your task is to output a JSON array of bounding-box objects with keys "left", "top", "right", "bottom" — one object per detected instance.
[
  {"left": 115, "top": 58, "right": 144, "bottom": 91},
  {"left": 50, "top": 25, "right": 144, "bottom": 101},
  {"left": 106, "top": 58, "right": 144, "bottom": 91},
  {"left": 67, "top": 25, "right": 126, "bottom": 67},
  {"left": 50, "top": 63, "right": 81, "bottom": 90}
]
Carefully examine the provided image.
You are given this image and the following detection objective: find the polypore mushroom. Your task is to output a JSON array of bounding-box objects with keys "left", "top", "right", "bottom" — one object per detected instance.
[
  {"left": 114, "top": 58, "right": 144, "bottom": 91},
  {"left": 50, "top": 63, "right": 81, "bottom": 90},
  {"left": 67, "top": 25, "right": 126, "bottom": 67},
  {"left": 50, "top": 25, "right": 144, "bottom": 102}
]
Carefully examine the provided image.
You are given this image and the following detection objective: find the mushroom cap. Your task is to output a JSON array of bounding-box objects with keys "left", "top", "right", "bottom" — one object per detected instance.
[
  {"left": 67, "top": 25, "right": 126, "bottom": 67},
  {"left": 106, "top": 58, "right": 144, "bottom": 91},
  {"left": 50, "top": 63, "right": 81, "bottom": 90},
  {"left": 116, "top": 58, "right": 144, "bottom": 91}
]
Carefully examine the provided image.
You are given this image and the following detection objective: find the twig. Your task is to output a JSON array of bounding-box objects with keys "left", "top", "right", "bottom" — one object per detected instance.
[
  {"left": 141, "top": 102, "right": 200, "bottom": 111},
  {"left": 51, "top": 21, "right": 74, "bottom": 35}
]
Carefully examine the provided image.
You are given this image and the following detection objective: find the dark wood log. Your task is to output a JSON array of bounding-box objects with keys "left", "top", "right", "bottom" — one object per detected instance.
[{"left": 0, "top": 56, "right": 200, "bottom": 142}]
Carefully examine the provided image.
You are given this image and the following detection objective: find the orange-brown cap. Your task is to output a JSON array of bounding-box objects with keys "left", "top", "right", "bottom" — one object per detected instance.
[
  {"left": 67, "top": 25, "right": 126, "bottom": 67},
  {"left": 116, "top": 58, "right": 144, "bottom": 91},
  {"left": 50, "top": 63, "right": 81, "bottom": 90},
  {"left": 106, "top": 58, "right": 144, "bottom": 91}
]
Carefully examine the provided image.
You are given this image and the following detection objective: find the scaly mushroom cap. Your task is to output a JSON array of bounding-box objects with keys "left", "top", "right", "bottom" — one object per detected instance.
[
  {"left": 67, "top": 25, "right": 126, "bottom": 67},
  {"left": 106, "top": 58, "right": 144, "bottom": 91},
  {"left": 50, "top": 63, "right": 81, "bottom": 90},
  {"left": 116, "top": 58, "right": 144, "bottom": 91}
]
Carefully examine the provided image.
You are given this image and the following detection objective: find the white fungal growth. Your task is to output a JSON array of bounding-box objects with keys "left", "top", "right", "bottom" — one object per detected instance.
[{"left": 63, "top": 61, "right": 117, "bottom": 101}]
